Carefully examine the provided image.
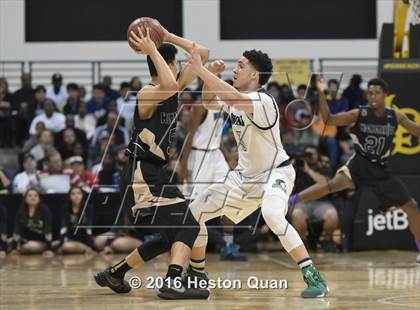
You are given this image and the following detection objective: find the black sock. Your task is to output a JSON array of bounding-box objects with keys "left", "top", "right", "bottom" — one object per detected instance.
[
  {"left": 110, "top": 258, "right": 132, "bottom": 278},
  {"left": 166, "top": 264, "right": 183, "bottom": 279}
]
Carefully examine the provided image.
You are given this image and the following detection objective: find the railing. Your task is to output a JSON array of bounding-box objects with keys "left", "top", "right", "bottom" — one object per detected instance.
[
  {"left": 0, "top": 59, "right": 378, "bottom": 93},
  {"left": 0, "top": 61, "right": 25, "bottom": 90}
]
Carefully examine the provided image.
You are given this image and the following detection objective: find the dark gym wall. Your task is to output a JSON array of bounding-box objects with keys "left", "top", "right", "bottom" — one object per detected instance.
[
  {"left": 25, "top": 0, "right": 183, "bottom": 42},
  {"left": 221, "top": 0, "right": 377, "bottom": 40}
]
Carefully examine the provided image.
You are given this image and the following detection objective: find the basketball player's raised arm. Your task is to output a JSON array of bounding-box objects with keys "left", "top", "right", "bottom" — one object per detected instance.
[
  {"left": 129, "top": 28, "right": 178, "bottom": 109},
  {"left": 396, "top": 111, "right": 420, "bottom": 137},
  {"left": 316, "top": 77, "right": 359, "bottom": 126},
  {"left": 163, "top": 30, "right": 209, "bottom": 91},
  {"left": 202, "top": 60, "right": 228, "bottom": 111},
  {"left": 187, "top": 46, "right": 253, "bottom": 113}
]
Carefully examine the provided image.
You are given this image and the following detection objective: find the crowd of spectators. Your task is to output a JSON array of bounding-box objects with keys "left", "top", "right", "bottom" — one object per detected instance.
[{"left": 0, "top": 71, "right": 368, "bottom": 255}]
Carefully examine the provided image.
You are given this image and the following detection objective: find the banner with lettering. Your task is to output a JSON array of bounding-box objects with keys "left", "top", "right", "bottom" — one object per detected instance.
[
  {"left": 352, "top": 175, "right": 419, "bottom": 250},
  {"left": 380, "top": 59, "right": 420, "bottom": 175}
]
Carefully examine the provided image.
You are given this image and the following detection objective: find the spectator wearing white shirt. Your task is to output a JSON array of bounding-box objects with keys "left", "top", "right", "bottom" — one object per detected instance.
[
  {"left": 29, "top": 99, "right": 65, "bottom": 135},
  {"left": 74, "top": 102, "right": 96, "bottom": 140},
  {"left": 30, "top": 129, "right": 55, "bottom": 167},
  {"left": 13, "top": 154, "right": 41, "bottom": 193},
  {"left": 46, "top": 73, "right": 68, "bottom": 108},
  {"left": 116, "top": 82, "right": 136, "bottom": 130}
]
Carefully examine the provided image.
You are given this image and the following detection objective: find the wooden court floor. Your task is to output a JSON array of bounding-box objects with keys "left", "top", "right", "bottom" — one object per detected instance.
[{"left": 0, "top": 251, "right": 419, "bottom": 309}]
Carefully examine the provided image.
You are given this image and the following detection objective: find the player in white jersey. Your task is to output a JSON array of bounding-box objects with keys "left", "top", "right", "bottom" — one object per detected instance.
[
  {"left": 179, "top": 72, "right": 247, "bottom": 261},
  {"left": 182, "top": 47, "right": 328, "bottom": 298}
]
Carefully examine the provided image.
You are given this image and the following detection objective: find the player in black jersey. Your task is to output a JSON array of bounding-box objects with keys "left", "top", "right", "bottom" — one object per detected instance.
[
  {"left": 94, "top": 26, "right": 210, "bottom": 299},
  {"left": 10, "top": 188, "right": 54, "bottom": 257},
  {"left": 58, "top": 187, "right": 94, "bottom": 254},
  {"left": 289, "top": 77, "right": 420, "bottom": 263}
]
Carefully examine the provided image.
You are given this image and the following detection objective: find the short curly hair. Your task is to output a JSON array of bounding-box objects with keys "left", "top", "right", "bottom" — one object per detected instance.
[{"left": 242, "top": 49, "right": 273, "bottom": 86}]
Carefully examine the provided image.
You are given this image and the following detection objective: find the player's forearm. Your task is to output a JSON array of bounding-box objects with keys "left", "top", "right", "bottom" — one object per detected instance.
[
  {"left": 180, "top": 132, "right": 194, "bottom": 166},
  {"left": 148, "top": 50, "right": 178, "bottom": 90},
  {"left": 167, "top": 33, "right": 209, "bottom": 64},
  {"left": 318, "top": 90, "right": 332, "bottom": 125},
  {"left": 307, "top": 168, "right": 328, "bottom": 184},
  {"left": 197, "top": 67, "right": 250, "bottom": 109}
]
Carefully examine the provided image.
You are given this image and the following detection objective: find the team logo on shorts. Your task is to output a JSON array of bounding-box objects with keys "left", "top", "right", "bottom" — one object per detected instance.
[{"left": 272, "top": 179, "right": 287, "bottom": 192}]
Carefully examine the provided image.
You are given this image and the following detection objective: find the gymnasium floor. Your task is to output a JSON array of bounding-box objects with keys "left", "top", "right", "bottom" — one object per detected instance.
[{"left": 0, "top": 251, "right": 419, "bottom": 309}]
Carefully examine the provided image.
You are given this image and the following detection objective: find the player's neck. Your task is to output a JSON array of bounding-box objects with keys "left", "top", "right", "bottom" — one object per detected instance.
[{"left": 372, "top": 105, "right": 385, "bottom": 117}]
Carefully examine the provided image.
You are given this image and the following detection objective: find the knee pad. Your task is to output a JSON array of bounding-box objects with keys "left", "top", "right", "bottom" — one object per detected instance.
[
  {"left": 172, "top": 206, "right": 200, "bottom": 249},
  {"left": 137, "top": 232, "right": 171, "bottom": 262},
  {"left": 261, "top": 195, "right": 303, "bottom": 252}
]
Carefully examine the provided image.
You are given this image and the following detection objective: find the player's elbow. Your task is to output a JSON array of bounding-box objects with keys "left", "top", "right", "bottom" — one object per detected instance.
[{"left": 161, "top": 81, "right": 179, "bottom": 93}]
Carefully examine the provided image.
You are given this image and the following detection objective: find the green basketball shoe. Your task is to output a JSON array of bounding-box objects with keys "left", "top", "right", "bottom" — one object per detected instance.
[
  {"left": 301, "top": 265, "right": 329, "bottom": 298},
  {"left": 182, "top": 265, "right": 209, "bottom": 288}
]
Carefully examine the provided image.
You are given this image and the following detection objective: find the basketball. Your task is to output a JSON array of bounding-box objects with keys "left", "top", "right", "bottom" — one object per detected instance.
[{"left": 127, "top": 17, "right": 164, "bottom": 52}]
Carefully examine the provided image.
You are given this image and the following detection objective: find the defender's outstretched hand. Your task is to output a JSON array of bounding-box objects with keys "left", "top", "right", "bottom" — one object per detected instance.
[{"left": 208, "top": 60, "right": 226, "bottom": 74}]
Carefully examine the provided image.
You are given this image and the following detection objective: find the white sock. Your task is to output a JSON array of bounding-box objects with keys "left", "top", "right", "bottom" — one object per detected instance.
[{"left": 190, "top": 258, "right": 206, "bottom": 273}]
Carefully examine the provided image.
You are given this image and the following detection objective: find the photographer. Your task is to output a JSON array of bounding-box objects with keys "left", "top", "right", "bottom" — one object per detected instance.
[{"left": 290, "top": 145, "right": 339, "bottom": 252}]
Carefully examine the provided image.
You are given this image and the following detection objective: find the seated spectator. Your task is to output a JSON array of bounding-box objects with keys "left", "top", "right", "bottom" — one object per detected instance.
[
  {"left": 39, "top": 150, "right": 73, "bottom": 193},
  {"left": 97, "top": 99, "right": 118, "bottom": 126},
  {"left": 0, "top": 77, "right": 15, "bottom": 147},
  {"left": 116, "top": 81, "right": 136, "bottom": 130},
  {"left": 73, "top": 142, "right": 87, "bottom": 163},
  {"left": 326, "top": 79, "right": 349, "bottom": 114},
  {"left": 282, "top": 129, "right": 302, "bottom": 156},
  {"left": 41, "top": 150, "right": 73, "bottom": 176},
  {"left": 90, "top": 132, "right": 112, "bottom": 170},
  {"left": 13, "top": 73, "right": 34, "bottom": 107},
  {"left": 30, "top": 129, "right": 55, "bottom": 166},
  {"left": 281, "top": 83, "right": 295, "bottom": 103},
  {"left": 266, "top": 81, "right": 288, "bottom": 128},
  {"left": 338, "top": 127, "right": 355, "bottom": 166},
  {"left": 114, "top": 145, "right": 129, "bottom": 186},
  {"left": 57, "top": 127, "right": 79, "bottom": 160},
  {"left": 29, "top": 99, "right": 65, "bottom": 135},
  {"left": 56, "top": 115, "right": 88, "bottom": 149},
  {"left": 130, "top": 76, "right": 142, "bottom": 93},
  {"left": 46, "top": 73, "right": 68, "bottom": 108},
  {"left": 297, "top": 84, "right": 307, "bottom": 99},
  {"left": 58, "top": 187, "right": 94, "bottom": 254},
  {"left": 291, "top": 145, "right": 339, "bottom": 252},
  {"left": 28, "top": 85, "right": 47, "bottom": 118},
  {"left": 342, "top": 74, "right": 365, "bottom": 110},
  {"left": 0, "top": 167, "right": 14, "bottom": 193},
  {"left": 312, "top": 111, "right": 339, "bottom": 168},
  {"left": 74, "top": 102, "right": 96, "bottom": 140},
  {"left": 87, "top": 84, "right": 110, "bottom": 120},
  {"left": 68, "top": 156, "right": 96, "bottom": 191},
  {"left": 0, "top": 204, "right": 7, "bottom": 257},
  {"left": 13, "top": 73, "right": 35, "bottom": 146},
  {"left": 13, "top": 154, "right": 41, "bottom": 194},
  {"left": 23, "top": 121, "right": 46, "bottom": 153},
  {"left": 91, "top": 112, "right": 129, "bottom": 147},
  {"left": 61, "top": 83, "right": 83, "bottom": 115},
  {"left": 102, "top": 75, "right": 119, "bottom": 100},
  {"left": 10, "top": 188, "right": 54, "bottom": 256}
]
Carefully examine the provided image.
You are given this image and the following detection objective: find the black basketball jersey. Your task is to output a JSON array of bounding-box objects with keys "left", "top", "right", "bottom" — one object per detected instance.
[
  {"left": 126, "top": 93, "right": 178, "bottom": 165},
  {"left": 350, "top": 105, "right": 397, "bottom": 164}
]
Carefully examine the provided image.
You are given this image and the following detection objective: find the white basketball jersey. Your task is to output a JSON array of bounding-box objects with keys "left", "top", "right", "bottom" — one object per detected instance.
[
  {"left": 219, "top": 90, "right": 289, "bottom": 177},
  {"left": 192, "top": 110, "right": 225, "bottom": 150}
]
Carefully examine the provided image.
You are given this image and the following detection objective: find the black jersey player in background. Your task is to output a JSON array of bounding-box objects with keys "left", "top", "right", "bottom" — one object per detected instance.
[
  {"left": 94, "top": 26, "right": 210, "bottom": 299},
  {"left": 289, "top": 76, "right": 420, "bottom": 263},
  {"left": 10, "top": 188, "right": 54, "bottom": 257}
]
